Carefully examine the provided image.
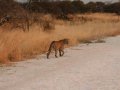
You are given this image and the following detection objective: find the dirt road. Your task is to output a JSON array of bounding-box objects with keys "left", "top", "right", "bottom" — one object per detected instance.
[{"left": 0, "top": 36, "right": 120, "bottom": 90}]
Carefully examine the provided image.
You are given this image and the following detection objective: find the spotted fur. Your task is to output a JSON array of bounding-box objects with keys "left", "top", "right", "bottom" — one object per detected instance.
[{"left": 47, "top": 39, "right": 69, "bottom": 59}]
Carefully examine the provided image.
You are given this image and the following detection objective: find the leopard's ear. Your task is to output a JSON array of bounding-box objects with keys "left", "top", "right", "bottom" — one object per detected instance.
[
  {"left": 64, "top": 38, "right": 69, "bottom": 40},
  {"left": 65, "top": 38, "right": 69, "bottom": 42},
  {"left": 64, "top": 38, "right": 69, "bottom": 44}
]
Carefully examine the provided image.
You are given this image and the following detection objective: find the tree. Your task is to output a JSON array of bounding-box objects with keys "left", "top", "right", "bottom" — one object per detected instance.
[
  {"left": 71, "top": 0, "right": 85, "bottom": 13},
  {"left": 86, "top": 2, "right": 97, "bottom": 12},
  {"left": 95, "top": 2, "right": 105, "bottom": 12}
]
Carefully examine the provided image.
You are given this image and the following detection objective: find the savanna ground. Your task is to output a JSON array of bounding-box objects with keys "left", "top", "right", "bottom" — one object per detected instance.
[
  {"left": 0, "top": 13, "right": 120, "bottom": 64},
  {"left": 0, "top": 33, "right": 120, "bottom": 90}
]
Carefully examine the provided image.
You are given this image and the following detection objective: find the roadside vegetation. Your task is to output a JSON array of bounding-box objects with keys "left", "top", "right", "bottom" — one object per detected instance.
[{"left": 0, "top": 0, "right": 120, "bottom": 64}]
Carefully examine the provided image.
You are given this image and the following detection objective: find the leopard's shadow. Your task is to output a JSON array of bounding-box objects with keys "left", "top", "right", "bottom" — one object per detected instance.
[
  {"left": 38, "top": 53, "right": 70, "bottom": 59},
  {"left": 71, "top": 48, "right": 83, "bottom": 50}
]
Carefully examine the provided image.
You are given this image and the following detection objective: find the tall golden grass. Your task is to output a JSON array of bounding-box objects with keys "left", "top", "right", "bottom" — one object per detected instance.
[{"left": 0, "top": 13, "right": 120, "bottom": 64}]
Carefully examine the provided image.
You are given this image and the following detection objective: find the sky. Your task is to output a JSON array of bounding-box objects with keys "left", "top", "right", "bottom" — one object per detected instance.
[
  {"left": 16, "top": 0, "right": 119, "bottom": 3},
  {"left": 82, "top": 0, "right": 119, "bottom": 3}
]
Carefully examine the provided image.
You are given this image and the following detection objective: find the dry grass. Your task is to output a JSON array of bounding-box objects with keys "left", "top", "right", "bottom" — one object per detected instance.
[
  {"left": 76, "top": 13, "right": 120, "bottom": 22},
  {"left": 0, "top": 13, "right": 120, "bottom": 64}
]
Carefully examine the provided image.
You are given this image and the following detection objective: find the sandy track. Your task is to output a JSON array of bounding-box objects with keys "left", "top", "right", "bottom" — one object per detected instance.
[{"left": 0, "top": 36, "right": 120, "bottom": 90}]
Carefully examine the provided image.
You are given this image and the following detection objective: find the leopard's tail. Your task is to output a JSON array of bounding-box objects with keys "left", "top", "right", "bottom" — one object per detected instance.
[
  {"left": 48, "top": 41, "right": 55, "bottom": 51},
  {"left": 47, "top": 41, "right": 55, "bottom": 59}
]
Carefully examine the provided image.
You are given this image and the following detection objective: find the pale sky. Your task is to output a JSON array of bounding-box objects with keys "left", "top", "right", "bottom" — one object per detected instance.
[
  {"left": 82, "top": 0, "right": 119, "bottom": 3},
  {"left": 16, "top": 0, "right": 119, "bottom": 3}
]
